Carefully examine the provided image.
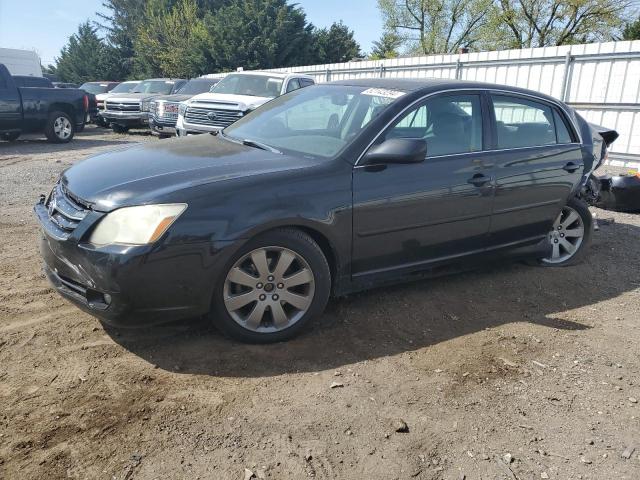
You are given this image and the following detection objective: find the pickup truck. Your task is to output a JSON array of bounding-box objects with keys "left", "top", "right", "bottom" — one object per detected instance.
[
  {"left": 0, "top": 64, "right": 94, "bottom": 143},
  {"left": 101, "top": 78, "right": 186, "bottom": 133},
  {"left": 175, "top": 72, "right": 314, "bottom": 136}
]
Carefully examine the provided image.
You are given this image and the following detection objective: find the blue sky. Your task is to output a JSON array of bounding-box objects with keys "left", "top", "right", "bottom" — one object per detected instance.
[{"left": 0, "top": 0, "right": 383, "bottom": 66}]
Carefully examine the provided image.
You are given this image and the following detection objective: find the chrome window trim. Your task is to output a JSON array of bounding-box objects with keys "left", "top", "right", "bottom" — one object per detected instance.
[{"left": 353, "top": 87, "right": 582, "bottom": 167}]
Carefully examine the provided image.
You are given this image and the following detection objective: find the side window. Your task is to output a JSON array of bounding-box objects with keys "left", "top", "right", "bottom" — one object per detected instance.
[
  {"left": 553, "top": 109, "right": 573, "bottom": 144},
  {"left": 492, "top": 95, "right": 555, "bottom": 148},
  {"left": 286, "top": 79, "right": 301, "bottom": 93},
  {"left": 300, "top": 78, "right": 314, "bottom": 88},
  {"left": 384, "top": 94, "right": 483, "bottom": 157}
]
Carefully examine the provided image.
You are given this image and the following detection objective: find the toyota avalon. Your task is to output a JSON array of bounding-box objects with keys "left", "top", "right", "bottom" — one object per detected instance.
[{"left": 35, "top": 79, "right": 617, "bottom": 343}]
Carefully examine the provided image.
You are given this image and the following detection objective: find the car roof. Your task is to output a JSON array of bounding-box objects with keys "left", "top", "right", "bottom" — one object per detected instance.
[
  {"left": 329, "top": 78, "right": 566, "bottom": 106},
  {"left": 143, "top": 78, "right": 186, "bottom": 81},
  {"left": 226, "top": 71, "right": 313, "bottom": 80}
]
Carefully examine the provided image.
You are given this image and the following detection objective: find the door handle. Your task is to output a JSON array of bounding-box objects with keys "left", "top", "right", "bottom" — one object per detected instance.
[
  {"left": 562, "top": 162, "right": 583, "bottom": 173},
  {"left": 468, "top": 173, "right": 491, "bottom": 187}
]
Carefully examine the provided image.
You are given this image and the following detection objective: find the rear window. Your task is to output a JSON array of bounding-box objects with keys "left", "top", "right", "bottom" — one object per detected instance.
[{"left": 492, "top": 95, "right": 558, "bottom": 149}]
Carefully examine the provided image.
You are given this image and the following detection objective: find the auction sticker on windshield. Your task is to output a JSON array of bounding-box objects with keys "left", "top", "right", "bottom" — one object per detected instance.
[{"left": 361, "top": 88, "right": 406, "bottom": 99}]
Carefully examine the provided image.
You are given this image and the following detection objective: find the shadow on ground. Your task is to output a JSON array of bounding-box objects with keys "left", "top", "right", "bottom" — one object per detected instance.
[
  {"left": 102, "top": 215, "right": 638, "bottom": 379},
  {"left": 0, "top": 127, "right": 152, "bottom": 156}
]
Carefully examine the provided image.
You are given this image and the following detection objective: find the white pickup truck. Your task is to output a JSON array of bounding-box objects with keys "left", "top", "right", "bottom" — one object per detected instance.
[{"left": 175, "top": 71, "right": 314, "bottom": 136}]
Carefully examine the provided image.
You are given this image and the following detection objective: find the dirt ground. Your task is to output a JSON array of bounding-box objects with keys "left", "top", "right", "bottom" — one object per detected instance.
[{"left": 1, "top": 126, "right": 639, "bottom": 480}]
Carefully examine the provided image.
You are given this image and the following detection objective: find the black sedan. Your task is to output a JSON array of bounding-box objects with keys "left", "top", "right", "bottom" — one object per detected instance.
[{"left": 35, "top": 79, "right": 617, "bottom": 343}]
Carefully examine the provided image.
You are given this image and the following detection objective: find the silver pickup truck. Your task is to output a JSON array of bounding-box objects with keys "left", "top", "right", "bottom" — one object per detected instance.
[{"left": 101, "top": 78, "right": 186, "bottom": 133}]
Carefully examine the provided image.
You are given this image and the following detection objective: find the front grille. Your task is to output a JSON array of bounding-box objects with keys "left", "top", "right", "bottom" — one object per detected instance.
[
  {"left": 150, "top": 101, "right": 179, "bottom": 123},
  {"left": 105, "top": 101, "right": 140, "bottom": 112},
  {"left": 46, "top": 183, "right": 90, "bottom": 237},
  {"left": 185, "top": 106, "right": 243, "bottom": 128}
]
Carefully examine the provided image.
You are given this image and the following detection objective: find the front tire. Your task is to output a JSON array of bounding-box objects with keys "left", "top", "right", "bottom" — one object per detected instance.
[
  {"left": 209, "top": 229, "right": 331, "bottom": 343},
  {"left": 539, "top": 197, "right": 592, "bottom": 267},
  {"left": 44, "top": 111, "right": 74, "bottom": 143}
]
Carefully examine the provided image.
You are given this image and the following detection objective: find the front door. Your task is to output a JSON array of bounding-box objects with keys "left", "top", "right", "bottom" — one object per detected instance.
[
  {"left": 352, "top": 92, "right": 495, "bottom": 277},
  {"left": 0, "top": 73, "right": 22, "bottom": 131}
]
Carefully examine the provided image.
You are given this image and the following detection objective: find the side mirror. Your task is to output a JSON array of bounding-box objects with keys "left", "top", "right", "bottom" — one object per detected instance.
[{"left": 362, "top": 138, "right": 426, "bottom": 165}]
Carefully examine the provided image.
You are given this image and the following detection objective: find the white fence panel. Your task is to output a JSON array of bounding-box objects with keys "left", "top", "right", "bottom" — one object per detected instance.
[{"left": 267, "top": 40, "right": 640, "bottom": 167}]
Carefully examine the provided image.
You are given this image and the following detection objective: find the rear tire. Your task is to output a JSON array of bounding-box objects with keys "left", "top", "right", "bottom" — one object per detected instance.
[
  {"left": 209, "top": 228, "right": 331, "bottom": 343},
  {"left": 112, "top": 124, "right": 130, "bottom": 134},
  {"left": 537, "top": 196, "right": 592, "bottom": 267},
  {"left": 1, "top": 132, "right": 20, "bottom": 142},
  {"left": 44, "top": 111, "right": 74, "bottom": 143}
]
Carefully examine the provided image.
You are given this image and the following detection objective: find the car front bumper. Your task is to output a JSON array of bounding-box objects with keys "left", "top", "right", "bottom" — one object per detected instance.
[
  {"left": 101, "top": 111, "right": 149, "bottom": 127},
  {"left": 149, "top": 117, "right": 177, "bottom": 136},
  {"left": 35, "top": 201, "right": 236, "bottom": 327}
]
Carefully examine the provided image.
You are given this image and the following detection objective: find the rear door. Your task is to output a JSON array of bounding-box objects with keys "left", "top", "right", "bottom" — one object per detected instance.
[
  {"left": 0, "top": 70, "right": 22, "bottom": 131},
  {"left": 487, "top": 93, "right": 583, "bottom": 248},
  {"left": 352, "top": 91, "right": 496, "bottom": 277}
]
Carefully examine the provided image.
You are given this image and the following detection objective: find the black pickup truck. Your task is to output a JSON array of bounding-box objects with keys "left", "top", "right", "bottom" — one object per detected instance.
[{"left": 0, "top": 64, "right": 95, "bottom": 143}]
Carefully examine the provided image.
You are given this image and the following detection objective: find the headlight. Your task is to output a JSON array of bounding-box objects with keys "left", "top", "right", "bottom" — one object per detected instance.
[
  {"left": 179, "top": 103, "right": 187, "bottom": 116},
  {"left": 157, "top": 101, "right": 164, "bottom": 116},
  {"left": 89, "top": 204, "right": 187, "bottom": 246},
  {"left": 141, "top": 100, "right": 150, "bottom": 112}
]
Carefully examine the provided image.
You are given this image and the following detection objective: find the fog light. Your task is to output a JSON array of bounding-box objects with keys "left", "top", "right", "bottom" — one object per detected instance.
[{"left": 103, "top": 293, "right": 112, "bottom": 305}]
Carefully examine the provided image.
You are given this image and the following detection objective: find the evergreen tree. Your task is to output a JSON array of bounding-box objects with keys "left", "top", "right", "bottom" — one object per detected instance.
[
  {"left": 370, "top": 31, "right": 402, "bottom": 59},
  {"left": 311, "top": 22, "right": 362, "bottom": 64},
  {"left": 623, "top": 15, "right": 640, "bottom": 40},
  {"left": 54, "top": 22, "right": 120, "bottom": 83}
]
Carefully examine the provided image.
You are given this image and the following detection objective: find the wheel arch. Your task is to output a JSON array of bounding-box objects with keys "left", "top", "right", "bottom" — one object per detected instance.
[{"left": 48, "top": 102, "right": 75, "bottom": 118}]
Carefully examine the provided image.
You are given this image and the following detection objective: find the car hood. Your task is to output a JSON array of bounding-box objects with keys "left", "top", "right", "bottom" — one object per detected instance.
[
  {"left": 105, "top": 93, "right": 166, "bottom": 102},
  {"left": 95, "top": 92, "right": 111, "bottom": 101},
  {"left": 61, "top": 134, "right": 319, "bottom": 212},
  {"left": 186, "top": 93, "right": 273, "bottom": 111},
  {"left": 153, "top": 93, "right": 193, "bottom": 103}
]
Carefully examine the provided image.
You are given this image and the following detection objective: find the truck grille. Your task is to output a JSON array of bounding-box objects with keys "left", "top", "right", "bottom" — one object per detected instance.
[
  {"left": 185, "top": 107, "right": 243, "bottom": 128},
  {"left": 105, "top": 101, "right": 140, "bottom": 112},
  {"left": 150, "top": 101, "right": 179, "bottom": 122},
  {"left": 46, "top": 183, "right": 90, "bottom": 237}
]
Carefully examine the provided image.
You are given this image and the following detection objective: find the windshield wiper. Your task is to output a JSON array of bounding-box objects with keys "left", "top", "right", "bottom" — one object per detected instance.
[{"left": 241, "top": 139, "right": 282, "bottom": 154}]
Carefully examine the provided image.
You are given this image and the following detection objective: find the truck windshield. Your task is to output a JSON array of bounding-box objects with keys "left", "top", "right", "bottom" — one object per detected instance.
[
  {"left": 210, "top": 74, "right": 283, "bottom": 98},
  {"left": 80, "top": 83, "right": 111, "bottom": 94},
  {"left": 133, "top": 80, "right": 176, "bottom": 95},
  {"left": 110, "top": 82, "right": 139, "bottom": 93},
  {"left": 223, "top": 85, "right": 405, "bottom": 159},
  {"left": 176, "top": 79, "right": 219, "bottom": 95}
]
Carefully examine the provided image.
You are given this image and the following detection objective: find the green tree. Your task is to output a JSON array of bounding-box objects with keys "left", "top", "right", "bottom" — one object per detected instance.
[
  {"left": 205, "top": 0, "right": 315, "bottom": 71},
  {"left": 623, "top": 15, "right": 640, "bottom": 40},
  {"left": 54, "top": 22, "right": 120, "bottom": 83},
  {"left": 490, "top": 0, "right": 632, "bottom": 49},
  {"left": 310, "top": 21, "right": 362, "bottom": 63},
  {"left": 134, "top": 0, "right": 211, "bottom": 77},
  {"left": 370, "top": 31, "right": 403, "bottom": 59},
  {"left": 378, "top": 0, "right": 493, "bottom": 54}
]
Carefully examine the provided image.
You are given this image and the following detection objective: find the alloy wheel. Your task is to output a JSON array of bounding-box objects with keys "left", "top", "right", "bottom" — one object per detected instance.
[
  {"left": 223, "top": 246, "right": 315, "bottom": 333},
  {"left": 542, "top": 205, "right": 585, "bottom": 264},
  {"left": 54, "top": 116, "right": 72, "bottom": 140}
]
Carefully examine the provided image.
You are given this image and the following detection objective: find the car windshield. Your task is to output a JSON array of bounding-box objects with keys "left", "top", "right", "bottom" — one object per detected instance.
[
  {"left": 210, "top": 74, "right": 283, "bottom": 98},
  {"left": 223, "top": 85, "right": 405, "bottom": 159},
  {"left": 80, "top": 83, "right": 110, "bottom": 94},
  {"left": 110, "top": 82, "right": 138, "bottom": 93},
  {"left": 176, "top": 79, "right": 219, "bottom": 95},
  {"left": 132, "top": 80, "right": 176, "bottom": 94}
]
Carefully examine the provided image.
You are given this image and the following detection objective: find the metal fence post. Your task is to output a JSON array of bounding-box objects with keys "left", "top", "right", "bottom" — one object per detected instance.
[
  {"left": 379, "top": 64, "right": 385, "bottom": 78},
  {"left": 325, "top": 69, "right": 331, "bottom": 82},
  {"left": 561, "top": 52, "right": 574, "bottom": 101},
  {"left": 455, "top": 60, "right": 463, "bottom": 80}
]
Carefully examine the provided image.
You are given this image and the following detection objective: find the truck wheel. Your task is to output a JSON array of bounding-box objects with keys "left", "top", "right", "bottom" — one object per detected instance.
[
  {"left": 538, "top": 196, "right": 593, "bottom": 267},
  {"left": 1, "top": 132, "right": 20, "bottom": 142},
  {"left": 112, "top": 124, "right": 130, "bottom": 134},
  {"left": 209, "top": 228, "right": 331, "bottom": 343},
  {"left": 44, "top": 111, "right": 74, "bottom": 143}
]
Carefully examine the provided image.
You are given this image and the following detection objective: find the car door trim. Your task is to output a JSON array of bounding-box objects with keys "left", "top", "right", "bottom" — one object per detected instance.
[{"left": 353, "top": 87, "right": 582, "bottom": 167}]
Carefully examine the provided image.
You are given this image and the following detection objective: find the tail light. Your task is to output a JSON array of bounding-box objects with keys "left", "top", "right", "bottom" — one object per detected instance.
[{"left": 83, "top": 94, "right": 89, "bottom": 112}]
